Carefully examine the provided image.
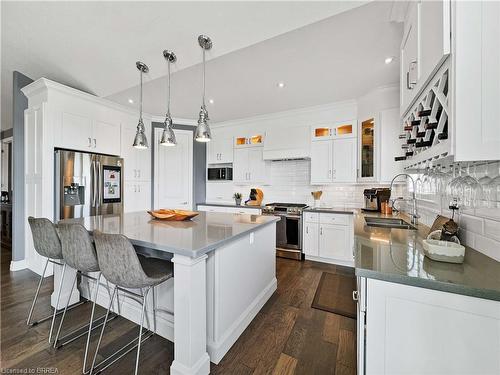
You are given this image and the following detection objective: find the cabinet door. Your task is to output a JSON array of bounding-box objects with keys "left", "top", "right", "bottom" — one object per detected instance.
[
  {"left": 206, "top": 138, "right": 219, "bottom": 164},
  {"left": 135, "top": 120, "right": 151, "bottom": 181},
  {"left": 333, "top": 120, "right": 357, "bottom": 138},
  {"left": 400, "top": 3, "right": 419, "bottom": 112},
  {"left": 419, "top": 0, "right": 451, "bottom": 85},
  {"left": 332, "top": 138, "right": 356, "bottom": 183},
  {"left": 93, "top": 120, "right": 121, "bottom": 156},
  {"left": 123, "top": 181, "right": 138, "bottom": 213},
  {"left": 319, "top": 224, "right": 350, "bottom": 261},
  {"left": 135, "top": 181, "right": 151, "bottom": 211},
  {"left": 233, "top": 148, "right": 249, "bottom": 184},
  {"left": 121, "top": 126, "right": 138, "bottom": 181},
  {"left": 379, "top": 108, "right": 403, "bottom": 182},
  {"left": 60, "top": 112, "right": 93, "bottom": 151},
  {"left": 154, "top": 129, "right": 193, "bottom": 210},
  {"left": 303, "top": 222, "right": 319, "bottom": 256},
  {"left": 218, "top": 136, "right": 234, "bottom": 163},
  {"left": 248, "top": 148, "right": 266, "bottom": 183},
  {"left": 310, "top": 140, "right": 332, "bottom": 184}
]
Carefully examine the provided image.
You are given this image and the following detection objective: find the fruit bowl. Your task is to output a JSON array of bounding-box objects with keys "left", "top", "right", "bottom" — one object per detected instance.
[{"left": 147, "top": 209, "right": 199, "bottom": 221}]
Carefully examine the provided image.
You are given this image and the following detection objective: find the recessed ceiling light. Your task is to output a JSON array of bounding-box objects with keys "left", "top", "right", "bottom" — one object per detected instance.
[
  {"left": 384, "top": 56, "right": 394, "bottom": 64},
  {"left": 208, "top": 99, "right": 214, "bottom": 104},
  {"left": 277, "top": 82, "right": 285, "bottom": 88},
  {"left": 128, "top": 98, "right": 134, "bottom": 104}
]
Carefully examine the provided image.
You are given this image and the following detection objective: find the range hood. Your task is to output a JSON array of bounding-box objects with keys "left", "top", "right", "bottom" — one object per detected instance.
[{"left": 263, "top": 126, "right": 310, "bottom": 161}]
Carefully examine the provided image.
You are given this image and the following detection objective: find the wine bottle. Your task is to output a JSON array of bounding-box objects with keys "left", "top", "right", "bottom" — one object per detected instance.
[
  {"left": 407, "top": 138, "right": 417, "bottom": 144},
  {"left": 426, "top": 122, "right": 438, "bottom": 130},
  {"left": 416, "top": 131, "right": 426, "bottom": 138},
  {"left": 438, "top": 133, "right": 448, "bottom": 140},
  {"left": 404, "top": 125, "right": 413, "bottom": 131},
  {"left": 411, "top": 120, "right": 421, "bottom": 126},
  {"left": 417, "top": 109, "right": 432, "bottom": 117},
  {"left": 394, "top": 156, "right": 407, "bottom": 161}
]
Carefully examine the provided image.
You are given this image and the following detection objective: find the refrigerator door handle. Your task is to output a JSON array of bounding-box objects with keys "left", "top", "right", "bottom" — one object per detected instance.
[{"left": 97, "top": 159, "right": 102, "bottom": 208}]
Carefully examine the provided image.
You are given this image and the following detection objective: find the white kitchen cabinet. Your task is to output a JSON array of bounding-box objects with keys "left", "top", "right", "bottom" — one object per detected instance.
[
  {"left": 303, "top": 222, "right": 319, "bottom": 256},
  {"left": 207, "top": 134, "right": 233, "bottom": 164},
  {"left": 59, "top": 111, "right": 121, "bottom": 156},
  {"left": 197, "top": 204, "right": 261, "bottom": 215},
  {"left": 319, "top": 223, "right": 351, "bottom": 262},
  {"left": 205, "top": 181, "right": 234, "bottom": 204},
  {"left": 359, "top": 278, "right": 500, "bottom": 375},
  {"left": 400, "top": 2, "right": 419, "bottom": 113},
  {"left": 233, "top": 147, "right": 267, "bottom": 185},
  {"left": 311, "top": 138, "right": 356, "bottom": 184},
  {"left": 303, "top": 212, "right": 354, "bottom": 266},
  {"left": 311, "top": 120, "right": 357, "bottom": 141},
  {"left": 124, "top": 181, "right": 151, "bottom": 213},
  {"left": 379, "top": 108, "right": 403, "bottom": 182},
  {"left": 121, "top": 123, "right": 151, "bottom": 182}
]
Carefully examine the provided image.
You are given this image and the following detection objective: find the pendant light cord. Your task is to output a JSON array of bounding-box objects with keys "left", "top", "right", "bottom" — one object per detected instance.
[
  {"left": 139, "top": 69, "right": 143, "bottom": 121},
  {"left": 167, "top": 60, "right": 171, "bottom": 116},
  {"left": 202, "top": 48, "right": 206, "bottom": 108}
]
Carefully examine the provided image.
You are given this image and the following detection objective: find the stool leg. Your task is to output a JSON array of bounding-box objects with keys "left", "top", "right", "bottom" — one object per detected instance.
[
  {"left": 152, "top": 286, "right": 157, "bottom": 334},
  {"left": 53, "top": 270, "right": 78, "bottom": 348},
  {"left": 49, "top": 263, "right": 67, "bottom": 344},
  {"left": 135, "top": 287, "right": 150, "bottom": 375},
  {"left": 26, "top": 257, "right": 49, "bottom": 326},
  {"left": 90, "top": 286, "right": 117, "bottom": 375},
  {"left": 83, "top": 273, "right": 101, "bottom": 374}
]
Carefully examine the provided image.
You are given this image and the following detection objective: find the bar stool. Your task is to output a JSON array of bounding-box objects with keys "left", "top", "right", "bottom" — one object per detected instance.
[
  {"left": 91, "top": 230, "right": 173, "bottom": 375},
  {"left": 26, "top": 217, "right": 85, "bottom": 342},
  {"left": 52, "top": 223, "right": 118, "bottom": 373}
]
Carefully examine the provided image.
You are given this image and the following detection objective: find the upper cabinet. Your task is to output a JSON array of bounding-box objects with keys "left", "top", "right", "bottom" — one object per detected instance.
[
  {"left": 263, "top": 125, "right": 310, "bottom": 160},
  {"left": 58, "top": 111, "right": 121, "bottom": 156},
  {"left": 233, "top": 147, "right": 267, "bottom": 185},
  {"left": 121, "top": 120, "right": 151, "bottom": 182},
  {"left": 234, "top": 134, "right": 264, "bottom": 148},
  {"left": 310, "top": 138, "right": 357, "bottom": 185},
  {"left": 311, "top": 120, "right": 357, "bottom": 141},
  {"left": 400, "top": 0, "right": 451, "bottom": 115},
  {"left": 207, "top": 131, "right": 233, "bottom": 164},
  {"left": 359, "top": 118, "right": 375, "bottom": 181}
]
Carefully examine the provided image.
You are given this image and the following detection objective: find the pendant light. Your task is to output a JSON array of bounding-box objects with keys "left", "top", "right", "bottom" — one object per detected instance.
[
  {"left": 133, "top": 61, "right": 149, "bottom": 149},
  {"left": 194, "top": 35, "right": 212, "bottom": 143},
  {"left": 160, "top": 50, "right": 177, "bottom": 146}
]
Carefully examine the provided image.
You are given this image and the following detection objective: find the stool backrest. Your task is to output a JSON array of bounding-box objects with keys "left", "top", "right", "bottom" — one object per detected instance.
[
  {"left": 27, "top": 217, "right": 63, "bottom": 259},
  {"left": 57, "top": 224, "right": 99, "bottom": 273},
  {"left": 93, "top": 230, "right": 152, "bottom": 289}
]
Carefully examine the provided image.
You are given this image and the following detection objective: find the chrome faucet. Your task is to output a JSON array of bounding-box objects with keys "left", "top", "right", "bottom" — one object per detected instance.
[{"left": 389, "top": 173, "right": 420, "bottom": 226}]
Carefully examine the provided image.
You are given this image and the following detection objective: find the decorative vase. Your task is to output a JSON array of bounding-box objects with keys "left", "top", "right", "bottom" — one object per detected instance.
[
  {"left": 235, "top": 198, "right": 242, "bottom": 206},
  {"left": 314, "top": 199, "right": 320, "bottom": 208}
]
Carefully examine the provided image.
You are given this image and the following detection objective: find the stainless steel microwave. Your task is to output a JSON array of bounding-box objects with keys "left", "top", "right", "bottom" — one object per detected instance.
[{"left": 207, "top": 167, "right": 233, "bottom": 181}]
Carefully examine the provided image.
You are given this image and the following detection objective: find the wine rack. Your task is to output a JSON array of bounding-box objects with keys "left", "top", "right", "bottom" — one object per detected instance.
[{"left": 397, "top": 59, "right": 451, "bottom": 169}]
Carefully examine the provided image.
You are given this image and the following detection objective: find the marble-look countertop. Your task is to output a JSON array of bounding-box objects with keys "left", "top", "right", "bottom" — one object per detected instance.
[
  {"left": 354, "top": 210, "right": 500, "bottom": 301},
  {"left": 303, "top": 207, "right": 355, "bottom": 214},
  {"left": 199, "top": 202, "right": 264, "bottom": 210},
  {"left": 60, "top": 211, "right": 280, "bottom": 258}
]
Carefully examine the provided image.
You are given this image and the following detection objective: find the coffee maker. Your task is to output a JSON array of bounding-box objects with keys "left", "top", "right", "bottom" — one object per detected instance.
[{"left": 362, "top": 188, "right": 391, "bottom": 212}]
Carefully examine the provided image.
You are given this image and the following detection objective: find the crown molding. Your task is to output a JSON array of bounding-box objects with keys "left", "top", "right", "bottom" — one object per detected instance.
[{"left": 212, "top": 99, "right": 358, "bottom": 129}]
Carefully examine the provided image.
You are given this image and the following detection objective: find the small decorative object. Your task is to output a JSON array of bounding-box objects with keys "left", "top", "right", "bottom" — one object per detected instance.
[
  {"left": 245, "top": 188, "right": 264, "bottom": 206},
  {"left": 233, "top": 192, "right": 242, "bottom": 206},
  {"left": 311, "top": 191, "right": 322, "bottom": 208},
  {"left": 147, "top": 209, "right": 199, "bottom": 221},
  {"left": 423, "top": 238, "right": 465, "bottom": 264}
]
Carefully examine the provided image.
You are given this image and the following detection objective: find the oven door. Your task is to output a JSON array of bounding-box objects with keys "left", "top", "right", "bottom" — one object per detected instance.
[{"left": 276, "top": 214, "right": 302, "bottom": 250}]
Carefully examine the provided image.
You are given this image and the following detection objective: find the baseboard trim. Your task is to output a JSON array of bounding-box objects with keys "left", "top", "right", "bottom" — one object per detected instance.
[
  {"left": 207, "top": 277, "right": 277, "bottom": 364},
  {"left": 305, "top": 255, "right": 354, "bottom": 267},
  {"left": 10, "top": 259, "right": 27, "bottom": 271}
]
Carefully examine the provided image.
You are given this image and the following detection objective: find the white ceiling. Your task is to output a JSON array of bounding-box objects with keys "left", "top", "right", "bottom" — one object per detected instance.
[
  {"left": 1, "top": 0, "right": 369, "bottom": 130},
  {"left": 109, "top": 0, "right": 403, "bottom": 122}
]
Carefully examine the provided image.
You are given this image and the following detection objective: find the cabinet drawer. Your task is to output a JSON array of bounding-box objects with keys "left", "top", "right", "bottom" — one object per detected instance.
[
  {"left": 319, "top": 213, "right": 349, "bottom": 226},
  {"left": 304, "top": 212, "right": 319, "bottom": 223}
]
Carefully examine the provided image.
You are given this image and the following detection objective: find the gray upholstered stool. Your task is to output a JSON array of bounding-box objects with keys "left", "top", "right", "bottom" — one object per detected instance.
[
  {"left": 53, "top": 223, "right": 118, "bottom": 373},
  {"left": 91, "top": 230, "right": 173, "bottom": 375},
  {"left": 26, "top": 217, "right": 85, "bottom": 343}
]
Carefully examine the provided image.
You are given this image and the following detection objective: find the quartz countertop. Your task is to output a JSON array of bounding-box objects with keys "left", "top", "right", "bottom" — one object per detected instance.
[
  {"left": 199, "top": 202, "right": 264, "bottom": 210},
  {"left": 60, "top": 211, "right": 280, "bottom": 258},
  {"left": 354, "top": 210, "right": 500, "bottom": 301},
  {"left": 303, "top": 207, "right": 355, "bottom": 214}
]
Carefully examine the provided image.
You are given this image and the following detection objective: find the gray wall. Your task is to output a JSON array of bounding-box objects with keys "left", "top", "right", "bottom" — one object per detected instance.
[
  {"left": 151, "top": 122, "right": 206, "bottom": 208},
  {"left": 12, "top": 72, "right": 34, "bottom": 261}
]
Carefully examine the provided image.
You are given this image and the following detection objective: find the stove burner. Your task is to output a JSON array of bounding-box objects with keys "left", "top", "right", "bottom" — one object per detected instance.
[{"left": 263, "top": 202, "right": 308, "bottom": 216}]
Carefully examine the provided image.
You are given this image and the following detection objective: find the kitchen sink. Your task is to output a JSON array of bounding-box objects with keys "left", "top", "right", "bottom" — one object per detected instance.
[{"left": 364, "top": 216, "right": 417, "bottom": 230}]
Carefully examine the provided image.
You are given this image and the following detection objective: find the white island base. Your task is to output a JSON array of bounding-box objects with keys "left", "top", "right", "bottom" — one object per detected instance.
[{"left": 52, "top": 213, "right": 278, "bottom": 375}]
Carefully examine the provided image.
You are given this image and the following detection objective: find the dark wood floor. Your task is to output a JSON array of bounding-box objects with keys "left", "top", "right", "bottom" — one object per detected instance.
[{"left": 1, "top": 246, "right": 356, "bottom": 374}]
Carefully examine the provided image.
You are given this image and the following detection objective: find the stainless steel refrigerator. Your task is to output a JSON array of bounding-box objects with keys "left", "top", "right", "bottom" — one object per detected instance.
[{"left": 55, "top": 149, "right": 124, "bottom": 220}]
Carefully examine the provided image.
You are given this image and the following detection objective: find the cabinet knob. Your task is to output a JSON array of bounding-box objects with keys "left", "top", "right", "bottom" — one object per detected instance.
[
  {"left": 306, "top": 226, "right": 308, "bottom": 234},
  {"left": 181, "top": 201, "right": 188, "bottom": 205},
  {"left": 93, "top": 138, "right": 97, "bottom": 148},
  {"left": 320, "top": 227, "right": 323, "bottom": 235},
  {"left": 88, "top": 137, "right": 92, "bottom": 147}
]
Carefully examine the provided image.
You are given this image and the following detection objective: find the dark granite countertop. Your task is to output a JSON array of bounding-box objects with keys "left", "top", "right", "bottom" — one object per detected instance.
[
  {"left": 354, "top": 210, "right": 500, "bottom": 301},
  {"left": 303, "top": 207, "right": 355, "bottom": 214}
]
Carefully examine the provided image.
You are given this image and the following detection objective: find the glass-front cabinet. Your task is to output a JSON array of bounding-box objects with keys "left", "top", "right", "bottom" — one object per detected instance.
[
  {"left": 359, "top": 117, "right": 375, "bottom": 180},
  {"left": 234, "top": 134, "right": 264, "bottom": 147},
  {"left": 311, "top": 120, "right": 357, "bottom": 140}
]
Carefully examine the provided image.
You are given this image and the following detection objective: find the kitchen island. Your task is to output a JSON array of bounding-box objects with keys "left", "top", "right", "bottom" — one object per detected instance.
[{"left": 58, "top": 211, "right": 280, "bottom": 375}]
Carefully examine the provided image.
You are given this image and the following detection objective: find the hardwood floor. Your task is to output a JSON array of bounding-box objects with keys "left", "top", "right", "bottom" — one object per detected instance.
[{"left": 1, "top": 247, "right": 356, "bottom": 374}]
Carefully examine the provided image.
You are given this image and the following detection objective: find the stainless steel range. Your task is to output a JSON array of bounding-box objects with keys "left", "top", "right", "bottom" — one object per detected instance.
[{"left": 262, "top": 202, "right": 308, "bottom": 260}]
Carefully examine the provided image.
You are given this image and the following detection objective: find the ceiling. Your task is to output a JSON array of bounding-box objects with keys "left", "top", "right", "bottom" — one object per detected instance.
[
  {"left": 109, "top": 0, "right": 403, "bottom": 122},
  {"left": 1, "top": 1, "right": 369, "bottom": 130}
]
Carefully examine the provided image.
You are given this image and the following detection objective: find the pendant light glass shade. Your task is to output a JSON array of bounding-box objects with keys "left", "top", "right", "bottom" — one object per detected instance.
[
  {"left": 133, "top": 61, "right": 149, "bottom": 149},
  {"left": 195, "top": 35, "right": 212, "bottom": 143},
  {"left": 160, "top": 50, "right": 177, "bottom": 147}
]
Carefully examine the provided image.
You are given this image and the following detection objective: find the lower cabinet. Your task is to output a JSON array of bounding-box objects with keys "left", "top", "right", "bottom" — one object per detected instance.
[
  {"left": 303, "top": 212, "right": 354, "bottom": 266},
  {"left": 124, "top": 181, "right": 151, "bottom": 213},
  {"left": 197, "top": 204, "right": 261, "bottom": 215},
  {"left": 357, "top": 277, "right": 500, "bottom": 374}
]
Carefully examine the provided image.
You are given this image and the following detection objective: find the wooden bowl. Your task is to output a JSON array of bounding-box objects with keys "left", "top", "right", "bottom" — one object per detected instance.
[{"left": 147, "top": 209, "right": 199, "bottom": 221}]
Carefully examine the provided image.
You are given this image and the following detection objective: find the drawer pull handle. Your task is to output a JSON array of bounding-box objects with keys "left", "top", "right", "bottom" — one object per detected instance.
[{"left": 352, "top": 291, "right": 359, "bottom": 301}]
